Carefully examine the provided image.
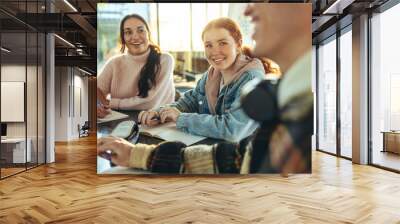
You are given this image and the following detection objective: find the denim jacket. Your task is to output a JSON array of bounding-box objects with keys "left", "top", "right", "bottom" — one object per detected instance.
[{"left": 167, "top": 68, "right": 264, "bottom": 142}]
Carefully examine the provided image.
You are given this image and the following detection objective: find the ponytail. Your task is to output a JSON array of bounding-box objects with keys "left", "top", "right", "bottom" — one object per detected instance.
[
  {"left": 137, "top": 44, "right": 161, "bottom": 98},
  {"left": 241, "top": 45, "right": 281, "bottom": 77}
]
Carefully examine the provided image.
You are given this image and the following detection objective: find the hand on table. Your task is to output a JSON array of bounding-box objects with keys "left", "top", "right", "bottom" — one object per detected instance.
[
  {"left": 97, "top": 104, "right": 111, "bottom": 118},
  {"left": 159, "top": 107, "right": 181, "bottom": 123},
  {"left": 138, "top": 110, "right": 161, "bottom": 126},
  {"left": 97, "top": 136, "right": 134, "bottom": 167},
  {"left": 97, "top": 88, "right": 111, "bottom": 118},
  {"left": 138, "top": 107, "right": 181, "bottom": 126}
]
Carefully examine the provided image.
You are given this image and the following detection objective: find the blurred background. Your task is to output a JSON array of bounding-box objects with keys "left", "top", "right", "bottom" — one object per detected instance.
[{"left": 97, "top": 3, "right": 253, "bottom": 90}]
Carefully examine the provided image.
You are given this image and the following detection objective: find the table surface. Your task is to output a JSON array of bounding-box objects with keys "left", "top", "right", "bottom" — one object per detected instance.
[{"left": 96, "top": 110, "right": 221, "bottom": 174}]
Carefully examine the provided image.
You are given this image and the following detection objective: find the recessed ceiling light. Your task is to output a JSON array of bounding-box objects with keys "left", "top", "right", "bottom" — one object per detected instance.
[
  {"left": 77, "top": 67, "right": 92, "bottom": 75},
  {"left": 322, "top": 0, "right": 354, "bottom": 15},
  {"left": 1, "top": 47, "right": 11, "bottom": 53}
]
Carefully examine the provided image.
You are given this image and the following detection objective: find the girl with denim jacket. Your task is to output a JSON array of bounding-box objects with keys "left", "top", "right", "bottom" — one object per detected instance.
[{"left": 139, "top": 18, "right": 275, "bottom": 142}]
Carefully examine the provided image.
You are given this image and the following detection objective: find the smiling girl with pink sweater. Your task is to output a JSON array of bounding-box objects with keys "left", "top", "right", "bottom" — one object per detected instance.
[{"left": 97, "top": 14, "right": 175, "bottom": 118}]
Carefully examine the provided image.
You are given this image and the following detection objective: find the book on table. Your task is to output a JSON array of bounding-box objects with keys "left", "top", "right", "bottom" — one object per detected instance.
[{"left": 139, "top": 122, "right": 206, "bottom": 145}]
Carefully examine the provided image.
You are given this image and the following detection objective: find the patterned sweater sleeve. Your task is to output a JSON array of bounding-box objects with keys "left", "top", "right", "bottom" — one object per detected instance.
[{"left": 128, "top": 136, "right": 253, "bottom": 174}]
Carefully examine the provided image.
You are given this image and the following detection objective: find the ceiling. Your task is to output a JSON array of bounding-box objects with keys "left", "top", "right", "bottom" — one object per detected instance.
[
  {"left": 311, "top": 0, "right": 390, "bottom": 43},
  {"left": 0, "top": 0, "right": 98, "bottom": 75}
]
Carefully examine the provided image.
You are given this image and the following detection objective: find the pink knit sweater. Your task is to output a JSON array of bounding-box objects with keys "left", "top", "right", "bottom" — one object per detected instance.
[{"left": 97, "top": 49, "right": 175, "bottom": 110}]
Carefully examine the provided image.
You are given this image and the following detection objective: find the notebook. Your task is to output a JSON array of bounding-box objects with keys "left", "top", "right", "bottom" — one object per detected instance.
[
  {"left": 97, "top": 110, "right": 129, "bottom": 124},
  {"left": 139, "top": 122, "right": 206, "bottom": 145}
]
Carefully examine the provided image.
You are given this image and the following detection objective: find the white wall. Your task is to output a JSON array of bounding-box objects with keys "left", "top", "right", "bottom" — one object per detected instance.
[
  {"left": 54, "top": 67, "right": 89, "bottom": 141},
  {"left": 72, "top": 73, "right": 89, "bottom": 138},
  {"left": 1, "top": 65, "right": 26, "bottom": 140},
  {"left": 54, "top": 67, "right": 68, "bottom": 141},
  {"left": 1, "top": 64, "right": 46, "bottom": 164},
  {"left": 1, "top": 65, "right": 35, "bottom": 137}
]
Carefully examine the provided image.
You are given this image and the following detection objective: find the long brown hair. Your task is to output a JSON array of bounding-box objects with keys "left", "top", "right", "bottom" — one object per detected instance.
[
  {"left": 119, "top": 14, "right": 161, "bottom": 98},
  {"left": 202, "top": 17, "right": 281, "bottom": 76}
]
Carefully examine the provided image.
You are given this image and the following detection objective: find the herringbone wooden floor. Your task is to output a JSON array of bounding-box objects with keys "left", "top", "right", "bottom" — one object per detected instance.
[{"left": 1, "top": 135, "right": 400, "bottom": 224}]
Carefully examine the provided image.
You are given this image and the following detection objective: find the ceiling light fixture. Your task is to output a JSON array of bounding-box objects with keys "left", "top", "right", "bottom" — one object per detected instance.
[
  {"left": 63, "top": 0, "right": 78, "bottom": 12},
  {"left": 1, "top": 47, "right": 11, "bottom": 53},
  {"left": 54, "top": 34, "right": 75, "bottom": 48},
  {"left": 323, "top": 0, "right": 354, "bottom": 15},
  {"left": 78, "top": 67, "right": 93, "bottom": 76}
]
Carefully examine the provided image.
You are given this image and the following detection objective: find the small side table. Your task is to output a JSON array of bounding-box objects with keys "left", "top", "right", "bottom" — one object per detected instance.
[{"left": 381, "top": 131, "right": 400, "bottom": 154}]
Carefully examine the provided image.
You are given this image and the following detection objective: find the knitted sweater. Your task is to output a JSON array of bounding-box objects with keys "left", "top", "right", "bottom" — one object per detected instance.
[{"left": 97, "top": 49, "right": 175, "bottom": 110}]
